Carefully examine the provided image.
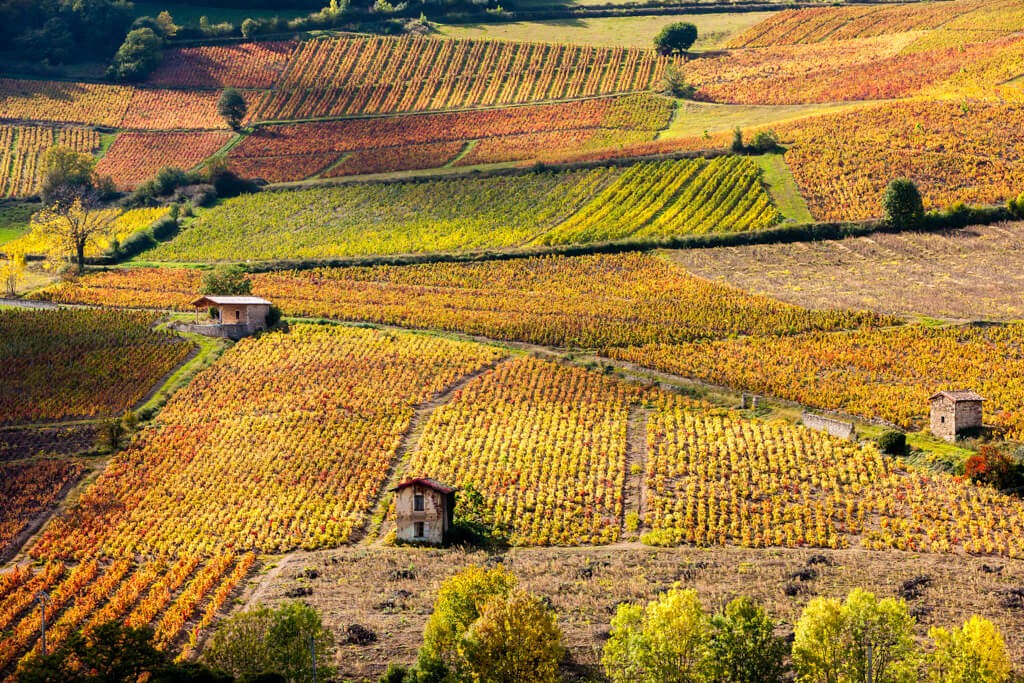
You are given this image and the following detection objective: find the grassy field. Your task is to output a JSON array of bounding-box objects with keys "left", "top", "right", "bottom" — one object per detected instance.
[
  {"left": 660, "top": 100, "right": 872, "bottom": 138},
  {"left": 436, "top": 12, "right": 773, "bottom": 50},
  {"left": 0, "top": 202, "right": 35, "bottom": 246},
  {"left": 669, "top": 221, "right": 1024, "bottom": 321},
  {"left": 754, "top": 152, "right": 813, "bottom": 223}
]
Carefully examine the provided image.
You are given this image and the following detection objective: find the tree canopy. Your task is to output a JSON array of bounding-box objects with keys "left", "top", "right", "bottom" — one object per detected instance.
[
  {"left": 654, "top": 22, "right": 698, "bottom": 56},
  {"left": 0, "top": 0, "right": 134, "bottom": 65},
  {"left": 218, "top": 88, "right": 249, "bottom": 131},
  {"left": 882, "top": 178, "right": 925, "bottom": 229},
  {"left": 107, "top": 27, "right": 164, "bottom": 82}
]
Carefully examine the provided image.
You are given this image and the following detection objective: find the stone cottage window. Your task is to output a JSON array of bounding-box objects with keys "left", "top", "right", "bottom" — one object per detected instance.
[
  {"left": 414, "top": 493, "right": 424, "bottom": 511},
  {"left": 940, "top": 416, "right": 945, "bottom": 423},
  {"left": 414, "top": 522, "right": 425, "bottom": 538}
]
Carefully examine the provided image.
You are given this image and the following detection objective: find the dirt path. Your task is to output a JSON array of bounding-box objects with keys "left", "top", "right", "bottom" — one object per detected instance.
[
  {"left": 358, "top": 357, "right": 511, "bottom": 544},
  {"left": 620, "top": 405, "right": 650, "bottom": 541}
]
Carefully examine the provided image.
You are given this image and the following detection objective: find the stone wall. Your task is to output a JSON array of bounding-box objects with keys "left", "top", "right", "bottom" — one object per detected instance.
[{"left": 801, "top": 412, "right": 856, "bottom": 440}]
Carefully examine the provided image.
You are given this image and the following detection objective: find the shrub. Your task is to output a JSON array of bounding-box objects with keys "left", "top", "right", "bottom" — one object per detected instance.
[
  {"left": 660, "top": 65, "right": 695, "bottom": 98},
  {"left": 654, "top": 22, "right": 698, "bottom": 55},
  {"left": 201, "top": 265, "right": 252, "bottom": 296},
  {"left": 964, "top": 445, "right": 1018, "bottom": 490},
  {"left": 750, "top": 130, "right": 780, "bottom": 153},
  {"left": 928, "top": 616, "right": 1012, "bottom": 683},
  {"left": 731, "top": 127, "right": 744, "bottom": 153},
  {"left": 877, "top": 430, "right": 907, "bottom": 455},
  {"left": 107, "top": 28, "right": 164, "bottom": 82},
  {"left": 882, "top": 178, "right": 925, "bottom": 229},
  {"left": 708, "top": 596, "right": 788, "bottom": 683}
]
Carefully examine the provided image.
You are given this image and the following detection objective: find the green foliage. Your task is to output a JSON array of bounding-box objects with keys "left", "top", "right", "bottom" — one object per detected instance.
[
  {"left": 660, "top": 65, "right": 695, "bottom": 98},
  {"left": 602, "top": 586, "right": 710, "bottom": 683},
  {"left": 928, "top": 616, "right": 1012, "bottom": 683},
  {"left": 202, "top": 602, "right": 334, "bottom": 683},
  {"left": 446, "top": 482, "right": 509, "bottom": 548},
  {"left": 107, "top": 27, "right": 164, "bottom": 82},
  {"left": 418, "top": 565, "right": 518, "bottom": 677},
  {"left": 793, "top": 589, "right": 917, "bottom": 683},
  {"left": 1008, "top": 191, "right": 1024, "bottom": 219},
  {"left": 654, "top": 22, "right": 698, "bottom": 55},
  {"left": 14, "top": 621, "right": 224, "bottom": 683},
  {"left": 40, "top": 147, "right": 97, "bottom": 206},
  {"left": 707, "top": 597, "right": 788, "bottom": 683},
  {"left": 749, "top": 130, "right": 781, "bottom": 153},
  {"left": 882, "top": 178, "right": 925, "bottom": 230},
  {"left": 461, "top": 590, "right": 564, "bottom": 683},
  {"left": 731, "top": 128, "right": 744, "bottom": 153},
  {"left": 201, "top": 265, "right": 252, "bottom": 296},
  {"left": 877, "top": 430, "right": 907, "bottom": 455},
  {"left": 218, "top": 88, "right": 249, "bottom": 131},
  {"left": 0, "top": 0, "right": 134, "bottom": 66}
]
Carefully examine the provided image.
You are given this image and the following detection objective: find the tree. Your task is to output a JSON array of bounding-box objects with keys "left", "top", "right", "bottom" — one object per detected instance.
[
  {"left": 107, "top": 27, "right": 163, "bottom": 82},
  {"left": 793, "top": 589, "right": 917, "bottom": 683},
  {"left": 882, "top": 178, "right": 925, "bottom": 229},
  {"left": 13, "top": 621, "right": 218, "bottom": 683},
  {"left": 219, "top": 88, "right": 248, "bottom": 131},
  {"left": 419, "top": 565, "right": 518, "bottom": 677},
  {"left": 654, "top": 22, "right": 698, "bottom": 56},
  {"left": 731, "top": 127, "right": 744, "bottom": 153},
  {"left": 40, "top": 146, "right": 96, "bottom": 205},
  {"left": 602, "top": 586, "right": 710, "bottom": 683},
  {"left": 928, "top": 616, "right": 1011, "bottom": 683},
  {"left": 461, "top": 590, "right": 564, "bottom": 683},
  {"left": 707, "top": 597, "right": 788, "bottom": 683},
  {"left": 31, "top": 194, "right": 117, "bottom": 273},
  {"left": 1, "top": 245, "right": 27, "bottom": 297},
  {"left": 659, "top": 64, "right": 695, "bottom": 98},
  {"left": 964, "top": 445, "right": 1018, "bottom": 490},
  {"left": 203, "top": 602, "right": 334, "bottom": 683},
  {"left": 201, "top": 265, "right": 252, "bottom": 296}
]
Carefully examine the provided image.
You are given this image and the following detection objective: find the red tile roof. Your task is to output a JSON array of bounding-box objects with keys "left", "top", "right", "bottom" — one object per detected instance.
[{"left": 390, "top": 478, "right": 456, "bottom": 494}]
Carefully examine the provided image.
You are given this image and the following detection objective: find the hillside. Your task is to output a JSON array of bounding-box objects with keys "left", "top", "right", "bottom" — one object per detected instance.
[{"left": 5, "top": 2, "right": 1024, "bottom": 681}]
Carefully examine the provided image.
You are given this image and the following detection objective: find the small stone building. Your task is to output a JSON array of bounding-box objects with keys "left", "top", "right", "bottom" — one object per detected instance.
[
  {"left": 190, "top": 295, "right": 272, "bottom": 340},
  {"left": 929, "top": 390, "right": 985, "bottom": 442},
  {"left": 391, "top": 478, "right": 455, "bottom": 545}
]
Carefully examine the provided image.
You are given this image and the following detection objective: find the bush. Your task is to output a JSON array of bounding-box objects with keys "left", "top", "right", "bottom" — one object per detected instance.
[
  {"left": 731, "top": 127, "right": 744, "bottom": 153},
  {"left": 107, "top": 27, "right": 164, "bottom": 82},
  {"left": 750, "top": 130, "right": 780, "bottom": 153},
  {"left": 877, "top": 430, "right": 907, "bottom": 455},
  {"left": 653, "top": 22, "right": 698, "bottom": 55},
  {"left": 882, "top": 178, "right": 925, "bottom": 229},
  {"left": 659, "top": 64, "right": 695, "bottom": 98},
  {"left": 154, "top": 167, "right": 192, "bottom": 196},
  {"left": 964, "top": 445, "right": 1020, "bottom": 491},
  {"left": 150, "top": 215, "right": 179, "bottom": 241},
  {"left": 201, "top": 265, "right": 252, "bottom": 296}
]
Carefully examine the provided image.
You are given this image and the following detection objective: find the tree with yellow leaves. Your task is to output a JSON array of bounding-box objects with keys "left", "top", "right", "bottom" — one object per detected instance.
[
  {"left": 462, "top": 590, "right": 564, "bottom": 683},
  {"left": 1, "top": 246, "right": 26, "bottom": 297},
  {"left": 32, "top": 196, "right": 117, "bottom": 273},
  {"left": 928, "top": 616, "right": 1011, "bottom": 683}
]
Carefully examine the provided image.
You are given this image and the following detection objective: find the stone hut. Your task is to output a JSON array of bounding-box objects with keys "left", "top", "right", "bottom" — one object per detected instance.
[
  {"left": 391, "top": 478, "right": 455, "bottom": 545},
  {"left": 190, "top": 295, "right": 272, "bottom": 340},
  {"left": 929, "top": 390, "right": 984, "bottom": 442}
]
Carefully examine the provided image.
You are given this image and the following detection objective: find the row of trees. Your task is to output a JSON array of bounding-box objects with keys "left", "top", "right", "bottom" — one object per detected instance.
[{"left": 378, "top": 566, "right": 1013, "bottom": 683}]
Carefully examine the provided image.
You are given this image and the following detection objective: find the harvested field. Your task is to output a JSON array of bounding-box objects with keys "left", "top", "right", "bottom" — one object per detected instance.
[{"left": 248, "top": 545, "right": 1024, "bottom": 681}]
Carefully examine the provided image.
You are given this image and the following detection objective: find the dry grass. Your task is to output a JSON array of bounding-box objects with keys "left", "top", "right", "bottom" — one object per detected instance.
[
  {"left": 244, "top": 544, "right": 1024, "bottom": 682},
  {"left": 660, "top": 100, "right": 870, "bottom": 139},
  {"left": 668, "top": 222, "right": 1024, "bottom": 321}
]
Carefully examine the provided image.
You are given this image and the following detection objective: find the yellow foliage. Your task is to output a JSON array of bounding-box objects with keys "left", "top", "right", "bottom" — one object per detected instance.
[{"left": 929, "top": 616, "right": 1012, "bottom": 683}]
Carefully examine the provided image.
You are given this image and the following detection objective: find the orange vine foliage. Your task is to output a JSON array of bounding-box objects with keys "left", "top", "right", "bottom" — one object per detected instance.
[
  {"left": 0, "top": 79, "right": 132, "bottom": 127},
  {"left": 643, "top": 393, "right": 1024, "bottom": 557},
  {"left": 95, "top": 131, "right": 234, "bottom": 189},
  {"left": 120, "top": 88, "right": 260, "bottom": 130},
  {"left": 0, "top": 460, "right": 85, "bottom": 558},
  {"left": 255, "top": 35, "right": 668, "bottom": 120},
  {"left": 610, "top": 322, "right": 1024, "bottom": 440},
  {"left": 405, "top": 357, "right": 635, "bottom": 545},
  {"left": 30, "top": 324, "right": 502, "bottom": 559},
  {"left": 32, "top": 255, "right": 890, "bottom": 348},
  {"left": 775, "top": 99, "right": 1024, "bottom": 221},
  {"left": 0, "top": 308, "right": 193, "bottom": 424},
  {"left": 146, "top": 41, "right": 296, "bottom": 88}
]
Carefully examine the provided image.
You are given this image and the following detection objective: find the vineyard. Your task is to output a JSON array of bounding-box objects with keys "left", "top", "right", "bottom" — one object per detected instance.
[
  {"left": 95, "top": 131, "right": 235, "bottom": 189},
  {"left": 403, "top": 358, "right": 635, "bottom": 545},
  {"left": 0, "top": 459, "right": 85, "bottom": 559},
  {"left": 775, "top": 100, "right": 1024, "bottom": 221},
  {"left": 643, "top": 393, "right": 1024, "bottom": 556},
  {"left": 148, "top": 156, "right": 777, "bottom": 261},
  {"left": 120, "top": 88, "right": 260, "bottom": 131},
  {"left": 227, "top": 94, "right": 672, "bottom": 182},
  {"left": 683, "top": 34, "right": 1005, "bottom": 105},
  {"left": 671, "top": 221, "right": 1024, "bottom": 320},
  {"left": 727, "top": 0, "right": 1024, "bottom": 48},
  {"left": 0, "top": 79, "right": 132, "bottom": 127},
  {"left": 30, "top": 325, "right": 503, "bottom": 559},
  {"left": 0, "top": 126, "right": 99, "bottom": 198},
  {"left": 32, "top": 254, "right": 890, "bottom": 349},
  {"left": 253, "top": 35, "right": 670, "bottom": 120},
  {"left": 609, "top": 322, "right": 1024, "bottom": 440},
  {"left": 0, "top": 308, "right": 193, "bottom": 424},
  {"left": 0, "top": 553, "right": 254, "bottom": 676},
  {"left": 146, "top": 41, "right": 296, "bottom": 89}
]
